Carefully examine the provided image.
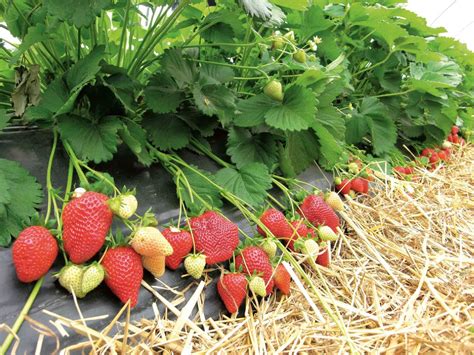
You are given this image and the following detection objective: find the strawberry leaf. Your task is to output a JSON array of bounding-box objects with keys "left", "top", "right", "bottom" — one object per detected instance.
[
  {"left": 58, "top": 114, "right": 122, "bottom": 163},
  {"left": 161, "top": 48, "right": 196, "bottom": 89},
  {"left": 0, "top": 159, "right": 43, "bottom": 246},
  {"left": 144, "top": 74, "right": 183, "bottom": 114},
  {"left": 313, "top": 122, "right": 344, "bottom": 169},
  {"left": 192, "top": 84, "right": 236, "bottom": 117},
  {"left": 226, "top": 127, "right": 278, "bottom": 170},
  {"left": 348, "top": 98, "right": 397, "bottom": 155},
  {"left": 45, "top": 0, "right": 112, "bottom": 28},
  {"left": 0, "top": 109, "right": 9, "bottom": 130},
  {"left": 142, "top": 113, "right": 191, "bottom": 151},
  {"left": 215, "top": 163, "right": 272, "bottom": 207},
  {"left": 264, "top": 85, "right": 316, "bottom": 131},
  {"left": 234, "top": 94, "right": 276, "bottom": 127},
  {"left": 278, "top": 130, "right": 319, "bottom": 178}
]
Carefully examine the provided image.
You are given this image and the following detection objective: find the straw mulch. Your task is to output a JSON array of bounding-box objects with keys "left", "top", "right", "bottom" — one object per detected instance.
[{"left": 40, "top": 146, "right": 474, "bottom": 354}]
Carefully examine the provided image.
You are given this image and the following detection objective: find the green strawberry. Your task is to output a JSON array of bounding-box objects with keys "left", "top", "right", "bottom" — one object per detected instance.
[
  {"left": 293, "top": 49, "right": 306, "bottom": 63},
  {"left": 263, "top": 80, "right": 284, "bottom": 101},
  {"left": 81, "top": 263, "right": 105, "bottom": 295},
  {"left": 348, "top": 162, "right": 359, "bottom": 174},
  {"left": 109, "top": 194, "right": 138, "bottom": 220},
  {"left": 325, "top": 191, "right": 344, "bottom": 211},
  {"left": 58, "top": 264, "right": 86, "bottom": 298},
  {"left": 295, "top": 238, "right": 319, "bottom": 258},
  {"left": 249, "top": 276, "right": 267, "bottom": 297},
  {"left": 261, "top": 238, "right": 277, "bottom": 258},
  {"left": 272, "top": 36, "right": 284, "bottom": 50},
  {"left": 318, "top": 225, "right": 338, "bottom": 241},
  {"left": 184, "top": 254, "right": 206, "bottom": 279}
]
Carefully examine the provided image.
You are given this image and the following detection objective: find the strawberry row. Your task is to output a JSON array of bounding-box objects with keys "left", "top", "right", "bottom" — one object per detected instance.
[{"left": 11, "top": 183, "right": 345, "bottom": 315}]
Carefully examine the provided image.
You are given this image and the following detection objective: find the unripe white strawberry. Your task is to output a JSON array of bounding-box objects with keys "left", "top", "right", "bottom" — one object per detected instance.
[
  {"left": 249, "top": 276, "right": 267, "bottom": 297},
  {"left": 325, "top": 191, "right": 344, "bottom": 211},
  {"left": 184, "top": 254, "right": 206, "bottom": 279},
  {"left": 261, "top": 239, "right": 277, "bottom": 258},
  {"left": 81, "top": 263, "right": 105, "bottom": 294},
  {"left": 58, "top": 264, "right": 86, "bottom": 298},
  {"left": 442, "top": 141, "right": 452, "bottom": 149},
  {"left": 110, "top": 194, "right": 138, "bottom": 219},
  {"left": 318, "top": 225, "right": 338, "bottom": 241}
]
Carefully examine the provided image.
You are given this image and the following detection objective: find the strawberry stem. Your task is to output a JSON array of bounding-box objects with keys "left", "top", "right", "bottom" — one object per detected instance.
[{"left": 0, "top": 277, "right": 44, "bottom": 354}]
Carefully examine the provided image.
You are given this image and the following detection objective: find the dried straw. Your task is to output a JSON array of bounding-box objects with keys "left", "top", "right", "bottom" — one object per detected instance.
[{"left": 32, "top": 146, "right": 474, "bottom": 353}]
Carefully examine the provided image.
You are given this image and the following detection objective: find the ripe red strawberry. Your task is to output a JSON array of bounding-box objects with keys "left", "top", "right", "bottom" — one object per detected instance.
[
  {"left": 189, "top": 211, "right": 239, "bottom": 265},
  {"left": 437, "top": 150, "right": 447, "bottom": 161},
  {"left": 217, "top": 273, "right": 248, "bottom": 313},
  {"left": 393, "top": 166, "right": 406, "bottom": 175},
  {"left": 273, "top": 264, "right": 291, "bottom": 295},
  {"left": 62, "top": 192, "right": 113, "bottom": 263},
  {"left": 405, "top": 166, "right": 414, "bottom": 175},
  {"left": 162, "top": 227, "right": 193, "bottom": 270},
  {"left": 257, "top": 208, "right": 292, "bottom": 239},
  {"left": 335, "top": 178, "right": 351, "bottom": 195},
  {"left": 351, "top": 178, "right": 365, "bottom": 193},
  {"left": 451, "top": 126, "right": 459, "bottom": 135},
  {"left": 235, "top": 246, "right": 274, "bottom": 294},
  {"left": 299, "top": 195, "right": 339, "bottom": 233},
  {"left": 429, "top": 153, "right": 439, "bottom": 164},
  {"left": 361, "top": 178, "right": 369, "bottom": 194},
  {"left": 102, "top": 246, "right": 143, "bottom": 308},
  {"left": 316, "top": 243, "right": 330, "bottom": 267},
  {"left": 452, "top": 135, "right": 460, "bottom": 144},
  {"left": 443, "top": 148, "right": 451, "bottom": 160},
  {"left": 12, "top": 226, "right": 58, "bottom": 283},
  {"left": 421, "top": 148, "right": 434, "bottom": 157}
]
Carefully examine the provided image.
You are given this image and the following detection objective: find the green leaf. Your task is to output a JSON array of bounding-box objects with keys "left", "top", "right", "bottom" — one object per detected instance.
[
  {"left": 102, "top": 72, "right": 140, "bottom": 113},
  {"left": 119, "top": 120, "right": 153, "bottom": 166},
  {"left": 271, "top": 0, "right": 309, "bottom": 11},
  {"left": 144, "top": 74, "right": 183, "bottom": 114},
  {"left": 346, "top": 113, "right": 369, "bottom": 144},
  {"left": 265, "top": 85, "right": 316, "bottom": 131},
  {"left": 348, "top": 98, "right": 397, "bottom": 155},
  {"left": 234, "top": 94, "right": 276, "bottom": 127},
  {"left": 45, "top": 0, "right": 112, "bottom": 28},
  {"left": 176, "top": 166, "right": 223, "bottom": 215},
  {"left": 0, "top": 109, "right": 10, "bottom": 130},
  {"left": 349, "top": 4, "right": 408, "bottom": 46},
  {"left": 192, "top": 85, "right": 236, "bottom": 117},
  {"left": 142, "top": 113, "right": 191, "bottom": 150},
  {"left": 0, "top": 159, "right": 43, "bottom": 246},
  {"left": 215, "top": 163, "right": 272, "bottom": 207},
  {"left": 161, "top": 48, "right": 196, "bottom": 89},
  {"left": 279, "top": 130, "right": 319, "bottom": 178},
  {"left": 407, "top": 59, "right": 463, "bottom": 98},
  {"left": 66, "top": 46, "right": 105, "bottom": 90},
  {"left": 296, "top": 5, "right": 333, "bottom": 40},
  {"left": 58, "top": 115, "right": 122, "bottom": 163},
  {"left": 313, "top": 122, "right": 343, "bottom": 169},
  {"left": 227, "top": 127, "right": 278, "bottom": 169},
  {"left": 315, "top": 105, "right": 345, "bottom": 138},
  {"left": 11, "top": 24, "right": 49, "bottom": 63},
  {"left": 199, "top": 63, "right": 234, "bottom": 85}
]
